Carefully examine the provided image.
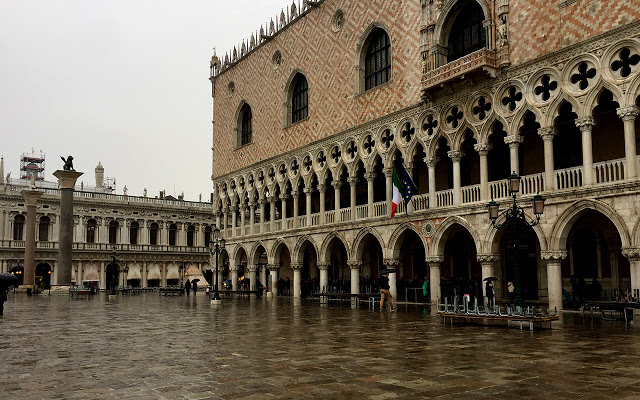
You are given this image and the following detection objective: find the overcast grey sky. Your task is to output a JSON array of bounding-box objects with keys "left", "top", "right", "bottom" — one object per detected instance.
[{"left": 0, "top": 0, "right": 288, "bottom": 201}]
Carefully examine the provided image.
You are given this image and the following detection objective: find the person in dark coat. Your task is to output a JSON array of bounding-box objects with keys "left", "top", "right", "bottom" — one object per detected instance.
[
  {"left": 485, "top": 280, "right": 495, "bottom": 308},
  {"left": 378, "top": 272, "right": 396, "bottom": 312},
  {"left": 184, "top": 279, "right": 191, "bottom": 296},
  {"left": 192, "top": 280, "right": 198, "bottom": 295},
  {"left": 0, "top": 285, "right": 8, "bottom": 316}
]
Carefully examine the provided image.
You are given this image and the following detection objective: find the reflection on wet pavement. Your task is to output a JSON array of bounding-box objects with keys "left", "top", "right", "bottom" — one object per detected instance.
[{"left": 1, "top": 293, "right": 639, "bottom": 399}]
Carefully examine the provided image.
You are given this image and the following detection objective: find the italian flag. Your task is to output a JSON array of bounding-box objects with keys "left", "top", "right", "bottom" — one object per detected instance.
[{"left": 391, "top": 167, "right": 403, "bottom": 218}]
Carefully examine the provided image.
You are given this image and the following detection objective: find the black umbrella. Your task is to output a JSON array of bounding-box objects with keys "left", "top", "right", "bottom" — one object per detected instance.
[
  {"left": 191, "top": 278, "right": 200, "bottom": 283},
  {"left": 483, "top": 277, "right": 499, "bottom": 282},
  {"left": 0, "top": 273, "right": 18, "bottom": 283},
  {"left": 380, "top": 269, "right": 395, "bottom": 275}
]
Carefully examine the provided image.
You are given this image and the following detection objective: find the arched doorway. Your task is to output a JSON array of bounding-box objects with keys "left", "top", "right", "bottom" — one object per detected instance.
[
  {"left": 394, "top": 228, "right": 428, "bottom": 301},
  {"left": 325, "top": 236, "right": 349, "bottom": 290},
  {"left": 497, "top": 221, "right": 541, "bottom": 301},
  {"left": 234, "top": 247, "right": 248, "bottom": 290},
  {"left": 562, "top": 210, "right": 628, "bottom": 301},
  {"left": 357, "top": 232, "right": 383, "bottom": 282},
  {"left": 35, "top": 263, "right": 52, "bottom": 289},
  {"left": 442, "top": 226, "right": 481, "bottom": 302},
  {"left": 272, "top": 242, "right": 292, "bottom": 295},
  {"left": 105, "top": 262, "right": 120, "bottom": 292},
  {"left": 297, "top": 240, "right": 317, "bottom": 297}
]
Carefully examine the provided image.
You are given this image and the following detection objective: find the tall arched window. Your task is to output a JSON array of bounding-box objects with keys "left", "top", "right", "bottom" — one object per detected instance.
[
  {"left": 108, "top": 220, "right": 119, "bottom": 244},
  {"left": 129, "top": 221, "right": 139, "bottom": 245},
  {"left": 364, "top": 28, "right": 391, "bottom": 91},
  {"left": 186, "top": 225, "right": 195, "bottom": 247},
  {"left": 38, "top": 216, "right": 50, "bottom": 241},
  {"left": 447, "top": 1, "right": 486, "bottom": 62},
  {"left": 240, "top": 104, "right": 252, "bottom": 146},
  {"left": 86, "top": 219, "right": 97, "bottom": 243},
  {"left": 149, "top": 222, "right": 159, "bottom": 245},
  {"left": 13, "top": 215, "right": 25, "bottom": 240},
  {"left": 291, "top": 74, "right": 308, "bottom": 124},
  {"left": 204, "top": 225, "right": 212, "bottom": 246},
  {"left": 169, "top": 224, "right": 177, "bottom": 246}
]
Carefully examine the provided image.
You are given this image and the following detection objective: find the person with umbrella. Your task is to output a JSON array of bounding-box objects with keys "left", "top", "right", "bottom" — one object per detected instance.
[
  {"left": 191, "top": 278, "right": 199, "bottom": 295},
  {"left": 0, "top": 273, "right": 18, "bottom": 316},
  {"left": 379, "top": 269, "right": 396, "bottom": 312},
  {"left": 184, "top": 279, "right": 191, "bottom": 296},
  {"left": 484, "top": 277, "right": 498, "bottom": 308}
]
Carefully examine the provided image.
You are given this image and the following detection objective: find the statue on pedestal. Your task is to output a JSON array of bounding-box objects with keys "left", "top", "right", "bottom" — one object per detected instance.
[{"left": 60, "top": 156, "right": 75, "bottom": 171}]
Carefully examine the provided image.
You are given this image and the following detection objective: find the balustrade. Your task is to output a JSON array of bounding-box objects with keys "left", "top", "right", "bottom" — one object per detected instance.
[
  {"left": 298, "top": 215, "right": 307, "bottom": 227},
  {"left": 356, "top": 204, "right": 368, "bottom": 220},
  {"left": 339, "top": 208, "right": 351, "bottom": 222},
  {"left": 324, "top": 211, "right": 335, "bottom": 224},
  {"left": 311, "top": 213, "right": 320, "bottom": 225},
  {"left": 556, "top": 166, "right": 583, "bottom": 190},
  {"left": 436, "top": 189, "right": 453, "bottom": 207},
  {"left": 412, "top": 194, "right": 428, "bottom": 211},
  {"left": 461, "top": 185, "right": 480, "bottom": 204},
  {"left": 594, "top": 158, "right": 625, "bottom": 184}
]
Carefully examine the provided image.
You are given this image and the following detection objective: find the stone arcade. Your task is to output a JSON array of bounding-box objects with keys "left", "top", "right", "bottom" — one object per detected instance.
[{"left": 209, "top": 0, "right": 640, "bottom": 311}]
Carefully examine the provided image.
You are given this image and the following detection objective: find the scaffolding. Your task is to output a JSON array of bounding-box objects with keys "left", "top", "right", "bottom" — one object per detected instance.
[{"left": 20, "top": 151, "right": 45, "bottom": 181}]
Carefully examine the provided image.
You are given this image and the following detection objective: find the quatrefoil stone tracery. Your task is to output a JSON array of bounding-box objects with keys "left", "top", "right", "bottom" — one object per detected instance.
[
  {"left": 381, "top": 129, "right": 394, "bottom": 148},
  {"left": 423, "top": 115, "right": 438, "bottom": 135},
  {"left": 446, "top": 107, "right": 464, "bottom": 128},
  {"left": 612, "top": 47, "right": 640, "bottom": 78},
  {"left": 570, "top": 62, "right": 597, "bottom": 90},
  {"left": 534, "top": 75, "right": 558, "bottom": 101},
  {"left": 502, "top": 86, "right": 523, "bottom": 111},
  {"left": 472, "top": 97, "right": 492, "bottom": 120}
]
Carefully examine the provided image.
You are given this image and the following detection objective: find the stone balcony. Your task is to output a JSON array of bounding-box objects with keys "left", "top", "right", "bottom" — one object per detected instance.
[{"left": 422, "top": 49, "right": 499, "bottom": 95}]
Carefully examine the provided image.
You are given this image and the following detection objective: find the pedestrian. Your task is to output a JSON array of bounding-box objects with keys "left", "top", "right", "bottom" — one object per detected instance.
[
  {"left": 378, "top": 272, "right": 396, "bottom": 312},
  {"left": 485, "top": 280, "right": 495, "bottom": 308},
  {"left": 184, "top": 279, "right": 191, "bottom": 296},
  {"left": 286, "top": 276, "right": 291, "bottom": 296},
  {"left": 507, "top": 281, "right": 515, "bottom": 304},
  {"left": 0, "top": 285, "right": 7, "bottom": 316},
  {"left": 192, "top": 280, "right": 198, "bottom": 295},
  {"left": 422, "top": 276, "right": 429, "bottom": 299}
]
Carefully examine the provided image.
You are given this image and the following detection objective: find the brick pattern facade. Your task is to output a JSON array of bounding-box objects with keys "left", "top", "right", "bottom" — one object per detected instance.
[
  {"left": 212, "top": 0, "right": 422, "bottom": 178},
  {"left": 510, "top": 0, "right": 640, "bottom": 65}
]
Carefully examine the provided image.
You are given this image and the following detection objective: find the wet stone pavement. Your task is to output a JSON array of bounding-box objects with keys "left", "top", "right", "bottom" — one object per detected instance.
[{"left": 1, "top": 293, "right": 640, "bottom": 400}]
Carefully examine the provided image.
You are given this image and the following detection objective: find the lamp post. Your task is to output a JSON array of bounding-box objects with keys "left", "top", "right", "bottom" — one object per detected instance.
[
  {"left": 208, "top": 227, "right": 225, "bottom": 303},
  {"left": 121, "top": 265, "right": 129, "bottom": 289},
  {"left": 487, "top": 172, "right": 545, "bottom": 308},
  {"left": 179, "top": 261, "right": 186, "bottom": 287}
]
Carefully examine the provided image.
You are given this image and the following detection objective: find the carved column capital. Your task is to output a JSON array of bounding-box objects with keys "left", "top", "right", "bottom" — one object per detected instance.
[
  {"left": 537, "top": 126, "right": 557, "bottom": 140},
  {"left": 383, "top": 259, "right": 400, "bottom": 269},
  {"left": 473, "top": 143, "right": 492, "bottom": 156},
  {"left": 246, "top": 264, "right": 258, "bottom": 272},
  {"left": 303, "top": 188, "right": 314, "bottom": 195},
  {"left": 617, "top": 106, "right": 640, "bottom": 122},
  {"left": 540, "top": 250, "right": 567, "bottom": 262},
  {"left": 576, "top": 117, "right": 595, "bottom": 131},
  {"left": 347, "top": 260, "right": 362, "bottom": 269},
  {"left": 364, "top": 172, "right": 377, "bottom": 181},
  {"left": 267, "top": 264, "right": 280, "bottom": 271},
  {"left": 290, "top": 263, "right": 303, "bottom": 270},
  {"left": 426, "top": 255, "right": 444, "bottom": 266},
  {"left": 504, "top": 135, "right": 524, "bottom": 148},
  {"left": 447, "top": 150, "right": 464, "bottom": 161},
  {"left": 317, "top": 262, "right": 330, "bottom": 271},
  {"left": 347, "top": 177, "right": 359, "bottom": 185},
  {"left": 317, "top": 184, "right": 327, "bottom": 192},
  {"left": 424, "top": 156, "right": 439, "bottom": 168},
  {"left": 622, "top": 247, "right": 640, "bottom": 261},
  {"left": 383, "top": 167, "right": 393, "bottom": 177},
  {"left": 476, "top": 253, "right": 499, "bottom": 264},
  {"left": 332, "top": 180, "right": 343, "bottom": 189},
  {"left": 291, "top": 191, "right": 299, "bottom": 198}
]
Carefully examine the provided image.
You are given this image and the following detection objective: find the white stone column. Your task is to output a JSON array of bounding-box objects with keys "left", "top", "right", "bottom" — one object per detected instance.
[
  {"left": 99, "top": 261, "right": 106, "bottom": 290},
  {"left": 161, "top": 263, "right": 167, "bottom": 287},
  {"left": 318, "top": 262, "right": 329, "bottom": 294},
  {"left": 504, "top": 135, "right": 523, "bottom": 176},
  {"left": 230, "top": 266, "right": 238, "bottom": 291},
  {"left": 214, "top": 211, "right": 221, "bottom": 231},
  {"left": 230, "top": 206, "right": 237, "bottom": 238},
  {"left": 292, "top": 191, "right": 300, "bottom": 228},
  {"left": 269, "top": 264, "right": 279, "bottom": 295},
  {"left": 348, "top": 177, "right": 357, "bottom": 221},
  {"left": 538, "top": 127, "right": 557, "bottom": 191},
  {"left": 292, "top": 263, "right": 302, "bottom": 298},
  {"left": 365, "top": 172, "right": 375, "bottom": 218},
  {"left": 248, "top": 264, "right": 257, "bottom": 291},
  {"left": 280, "top": 194, "right": 288, "bottom": 230},
  {"left": 542, "top": 251, "right": 566, "bottom": 312},
  {"left": 142, "top": 262, "right": 148, "bottom": 287},
  {"left": 427, "top": 256, "right": 443, "bottom": 304},
  {"left": 240, "top": 205, "right": 246, "bottom": 235},
  {"left": 576, "top": 117, "right": 595, "bottom": 186},
  {"left": 249, "top": 202, "right": 256, "bottom": 234},
  {"left": 477, "top": 254, "right": 498, "bottom": 297},
  {"left": 258, "top": 199, "right": 265, "bottom": 233},
  {"left": 622, "top": 248, "right": 640, "bottom": 295},
  {"left": 333, "top": 181, "right": 342, "bottom": 221},
  {"left": 617, "top": 106, "right": 639, "bottom": 180},
  {"left": 318, "top": 184, "right": 326, "bottom": 225},
  {"left": 448, "top": 150, "right": 463, "bottom": 205},
  {"left": 426, "top": 157, "right": 437, "bottom": 208},
  {"left": 349, "top": 261, "right": 361, "bottom": 295},
  {"left": 305, "top": 188, "right": 313, "bottom": 225},
  {"left": 384, "top": 167, "right": 393, "bottom": 216},
  {"left": 269, "top": 197, "right": 276, "bottom": 232},
  {"left": 260, "top": 265, "right": 267, "bottom": 290},
  {"left": 474, "top": 144, "right": 491, "bottom": 201}
]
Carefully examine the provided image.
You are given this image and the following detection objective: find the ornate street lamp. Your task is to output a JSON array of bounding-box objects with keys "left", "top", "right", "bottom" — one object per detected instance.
[
  {"left": 208, "top": 227, "right": 225, "bottom": 302},
  {"left": 488, "top": 172, "right": 545, "bottom": 307}
]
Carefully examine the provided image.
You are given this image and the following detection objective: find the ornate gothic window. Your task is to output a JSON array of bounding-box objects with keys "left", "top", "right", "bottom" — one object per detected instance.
[
  {"left": 86, "top": 219, "right": 97, "bottom": 243},
  {"left": 186, "top": 225, "right": 195, "bottom": 247},
  {"left": 447, "top": 1, "right": 486, "bottom": 62},
  {"left": 38, "top": 216, "right": 50, "bottom": 241},
  {"left": 291, "top": 74, "right": 308, "bottom": 124},
  {"left": 364, "top": 28, "right": 391, "bottom": 90},
  {"left": 240, "top": 104, "right": 252, "bottom": 146},
  {"left": 13, "top": 215, "right": 25, "bottom": 240}
]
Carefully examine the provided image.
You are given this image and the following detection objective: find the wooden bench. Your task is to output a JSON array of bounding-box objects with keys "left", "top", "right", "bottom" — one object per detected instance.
[{"left": 437, "top": 312, "right": 560, "bottom": 330}]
